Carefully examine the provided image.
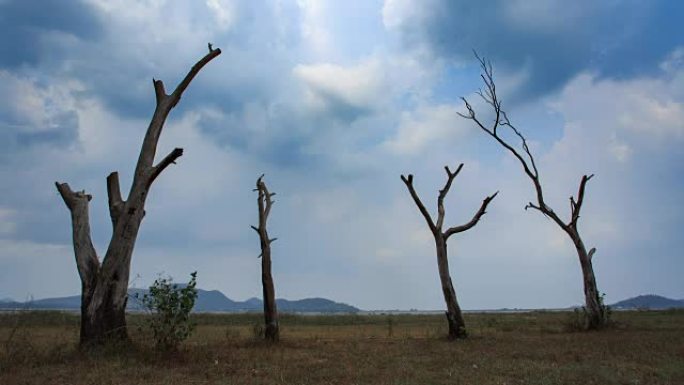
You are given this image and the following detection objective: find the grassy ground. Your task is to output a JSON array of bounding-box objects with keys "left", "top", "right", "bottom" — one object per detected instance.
[{"left": 0, "top": 310, "right": 683, "bottom": 384}]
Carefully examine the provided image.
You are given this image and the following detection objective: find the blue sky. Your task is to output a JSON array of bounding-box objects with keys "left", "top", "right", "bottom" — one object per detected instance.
[{"left": 1, "top": 0, "right": 682, "bottom": 310}]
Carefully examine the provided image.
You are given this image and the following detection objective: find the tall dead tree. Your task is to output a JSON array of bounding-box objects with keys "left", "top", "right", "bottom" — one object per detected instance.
[
  {"left": 55, "top": 44, "right": 221, "bottom": 345},
  {"left": 458, "top": 54, "right": 607, "bottom": 329},
  {"left": 251, "top": 175, "right": 279, "bottom": 342},
  {"left": 401, "top": 165, "right": 497, "bottom": 339}
]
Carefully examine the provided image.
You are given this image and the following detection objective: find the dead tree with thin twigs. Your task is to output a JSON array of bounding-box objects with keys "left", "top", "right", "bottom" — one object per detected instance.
[
  {"left": 251, "top": 175, "right": 279, "bottom": 342},
  {"left": 55, "top": 44, "right": 221, "bottom": 345},
  {"left": 401, "top": 165, "right": 498, "bottom": 339},
  {"left": 458, "top": 54, "right": 607, "bottom": 330}
]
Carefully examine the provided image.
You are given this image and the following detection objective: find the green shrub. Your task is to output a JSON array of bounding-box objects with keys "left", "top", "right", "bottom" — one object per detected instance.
[{"left": 138, "top": 272, "right": 198, "bottom": 351}]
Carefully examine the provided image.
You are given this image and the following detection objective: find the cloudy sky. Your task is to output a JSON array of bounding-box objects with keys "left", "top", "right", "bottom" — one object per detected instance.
[{"left": 1, "top": 0, "right": 682, "bottom": 310}]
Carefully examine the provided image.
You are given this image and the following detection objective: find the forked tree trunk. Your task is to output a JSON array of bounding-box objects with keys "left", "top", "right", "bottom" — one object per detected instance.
[
  {"left": 459, "top": 54, "right": 606, "bottom": 329},
  {"left": 55, "top": 45, "right": 221, "bottom": 346},
  {"left": 252, "top": 175, "right": 279, "bottom": 342},
  {"left": 402, "top": 165, "right": 497, "bottom": 340}
]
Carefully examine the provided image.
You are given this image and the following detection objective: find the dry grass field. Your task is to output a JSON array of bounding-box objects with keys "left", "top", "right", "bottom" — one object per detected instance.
[{"left": 1, "top": 310, "right": 683, "bottom": 384}]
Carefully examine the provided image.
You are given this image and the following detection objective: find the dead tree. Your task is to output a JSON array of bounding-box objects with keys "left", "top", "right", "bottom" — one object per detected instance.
[
  {"left": 55, "top": 44, "right": 221, "bottom": 345},
  {"left": 401, "top": 165, "right": 497, "bottom": 339},
  {"left": 251, "top": 175, "right": 279, "bottom": 342},
  {"left": 458, "top": 54, "right": 607, "bottom": 329}
]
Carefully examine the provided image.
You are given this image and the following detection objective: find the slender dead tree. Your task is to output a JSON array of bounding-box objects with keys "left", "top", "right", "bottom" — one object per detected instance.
[
  {"left": 458, "top": 54, "right": 607, "bottom": 329},
  {"left": 55, "top": 44, "right": 221, "bottom": 345},
  {"left": 401, "top": 165, "right": 497, "bottom": 339},
  {"left": 251, "top": 175, "right": 279, "bottom": 342}
]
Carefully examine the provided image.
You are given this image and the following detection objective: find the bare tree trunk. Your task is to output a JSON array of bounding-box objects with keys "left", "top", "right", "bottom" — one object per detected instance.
[
  {"left": 570, "top": 232, "right": 602, "bottom": 328},
  {"left": 459, "top": 54, "right": 607, "bottom": 329},
  {"left": 435, "top": 236, "right": 466, "bottom": 339},
  {"left": 252, "top": 175, "right": 279, "bottom": 342},
  {"left": 80, "top": 281, "right": 128, "bottom": 343},
  {"left": 55, "top": 45, "right": 221, "bottom": 345},
  {"left": 261, "top": 243, "right": 278, "bottom": 342},
  {"left": 402, "top": 165, "right": 497, "bottom": 340}
]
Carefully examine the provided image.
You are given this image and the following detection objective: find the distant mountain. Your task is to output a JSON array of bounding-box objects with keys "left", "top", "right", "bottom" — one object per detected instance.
[
  {"left": 277, "top": 298, "right": 358, "bottom": 313},
  {"left": 611, "top": 295, "right": 684, "bottom": 310},
  {"left": 0, "top": 288, "right": 359, "bottom": 313},
  {"left": 0, "top": 295, "right": 81, "bottom": 310}
]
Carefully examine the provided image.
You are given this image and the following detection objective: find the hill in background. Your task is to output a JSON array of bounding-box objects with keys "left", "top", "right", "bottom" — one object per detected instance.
[
  {"left": 0, "top": 288, "right": 359, "bottom": 313},
  {"left": 610, "top": 294, "right": 684, "bottom": 310},
  {"left": 2, "top": 292, "right": 683, "bottom": 312}
]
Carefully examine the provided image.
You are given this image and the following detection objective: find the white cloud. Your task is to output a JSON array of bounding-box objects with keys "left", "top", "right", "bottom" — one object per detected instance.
[
  {"left": 608, "top": 133, "right": 632, "bottom": 163},
  {"left": 382, "top": 0, "right": 435, "bottom": 30},
  {"left": 659, "top": 46, "right": 684, "bottom": 74},
  {"left": 383, "top": 104, "right": 469, "bottom": 155},
  {"left": 294, "top": 59, "right": 386, "bottom": 112},
  {"left": 0, "top": 71, "right": 81, "bottom": 133},
  {"left": 206, "top": 0, "right": 237, "bottom": 30},
  {"left": 293, "top": 53, "right": 440, "bottom": 121},
  {"left": 551, "top": 72, "right": 684, "bottom": 145},
  {"left": 297, "top": 0, "right": 332, "bottom": 56}
]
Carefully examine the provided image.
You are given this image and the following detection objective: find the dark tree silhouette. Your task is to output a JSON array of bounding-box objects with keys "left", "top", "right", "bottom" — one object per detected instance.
[
  {"left": 458, "top": 54, "right": 607, "bottom": 329},
  {"left": 55, "top": 44, "right": 221, "bottom": 345},
  {"left": 401, "top": 164, "right": 497, "bottom": 339},
  {"left": 251, "top": 175, "right": 279, "bottom": 342}
]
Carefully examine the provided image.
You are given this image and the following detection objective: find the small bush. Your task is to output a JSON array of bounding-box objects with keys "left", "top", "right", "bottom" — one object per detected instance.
[{"left": 137, "top": 272, "right": 198, "bottom": 351}]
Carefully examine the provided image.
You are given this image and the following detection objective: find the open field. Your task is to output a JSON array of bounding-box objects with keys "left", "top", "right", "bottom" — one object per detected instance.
[{"left": 1, "top": 310, "right": 683, "bottom": 384}]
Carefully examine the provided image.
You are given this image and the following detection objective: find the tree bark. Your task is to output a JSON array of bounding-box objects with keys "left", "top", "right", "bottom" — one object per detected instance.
[
  {"left": 252, "top": 175, "right": 279, "bottom": 342},
  {"left": 435, "top": 235, "right": 467, "bottom": 339},
  {"left": 401, "top": 166, "right": 497, "bottom": 340},
  {"left": 570, "top": 231, "right": 602, "bottom": 328},
  {"left": 55, "top": 45, "right": 221, "bottom": 345}
]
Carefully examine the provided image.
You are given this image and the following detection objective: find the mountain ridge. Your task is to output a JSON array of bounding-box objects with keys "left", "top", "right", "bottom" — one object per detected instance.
[
  {"left": 0, "top": 288, "right": 359, "bottom": 313},
  {"left": 2, "top": 293, "right": 682, "bottom": 312},
  {"left": 610, "top": 294, "right": 684, "bottom": 310}
]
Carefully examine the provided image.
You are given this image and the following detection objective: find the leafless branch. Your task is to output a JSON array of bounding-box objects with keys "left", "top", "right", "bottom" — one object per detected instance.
[
  {"left": 460, "top": 55, "right": 539, "bottom": 184},
  {"left": 169, "top": 43, "right": 222, "bottom": 107},
  {"left": 570, "top": 174, "right": 594, "bottom": 227},
  {"left": 153, "top": 79, "right": 167, "bottom": 104},
  {"left": 133, "top": 44, "right": 221, "bottom": 187},
  {"left": 403, "top": 165, "right": 497, "bottom": 238},
  {"left": 436, "top": 164, "right": 464, "bottom": 230},
  {"left": 401, "top": 174, "right": 436, "bottom": 233},
  {"left": 149, "top": 148, "right": 183, "bottom": 186},
  {"left": 444, "top": 191, "right": 498, "bottom": 238},
  {"left": 106, "top": 172, "right": 124, "bottom": 227},
  {"left": 461, "top": 52, "right": 589, "bottom": 231},
  {"left": 54, "top": 182, "right": 100, "bottom": 284},
  {"left": 588, "top": 247, "right": 596, "bottom": 261}
]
